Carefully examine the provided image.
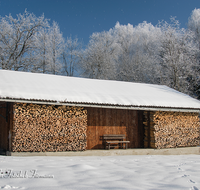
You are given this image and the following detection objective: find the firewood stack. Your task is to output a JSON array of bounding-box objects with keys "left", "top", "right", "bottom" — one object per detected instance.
[
  {"left": 154, "top": 111, "right": 200, "bottom": 149},
  {"left": 143, "top": 111, "right": 200, "bottom": 149},
  {"left": 12, "top": 103, "right": 87, "bottom": 152}
]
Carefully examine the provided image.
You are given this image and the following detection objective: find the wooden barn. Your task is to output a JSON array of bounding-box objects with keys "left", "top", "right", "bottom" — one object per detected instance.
[{"left": 0, "top": 70, "right": 200, "bottom": 154}]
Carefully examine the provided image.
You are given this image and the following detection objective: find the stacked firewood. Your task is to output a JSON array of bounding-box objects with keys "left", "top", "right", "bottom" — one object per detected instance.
[
  {"left": 143, "top": 111, "right": 200, "bottom": 149},
  {"left": 153, "top": 111, "right": 200, "bottom": 149},
  {"left": 12, "top": 103, "right": 87, "bottom": 152}
]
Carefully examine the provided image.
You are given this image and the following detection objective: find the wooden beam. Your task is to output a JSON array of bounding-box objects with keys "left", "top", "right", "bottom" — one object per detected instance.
[{"left": 147, "top": 111, "right": 150, "bottom": 148}]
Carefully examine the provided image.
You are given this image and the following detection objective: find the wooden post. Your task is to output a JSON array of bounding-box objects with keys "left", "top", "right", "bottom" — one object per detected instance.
[
  {"left": 8, "top": 103, "right": 14, "bottom": 152},
  {"left": 138, "top": 110, "right": 144, "bottom": 148},
  {"left": 147, "top": 111, "right": 150, "bottom": 148}
]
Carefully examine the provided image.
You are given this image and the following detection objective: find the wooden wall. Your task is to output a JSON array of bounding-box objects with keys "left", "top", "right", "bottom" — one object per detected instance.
[
  {"left": 0, "top": 102, "right": 7, "bottom": 150},
  {"left": 86, "top": 107, "right": 144, "bottom": 149},
  {"left": 0, "top": 102, "right": 13, "bottom": 151}
]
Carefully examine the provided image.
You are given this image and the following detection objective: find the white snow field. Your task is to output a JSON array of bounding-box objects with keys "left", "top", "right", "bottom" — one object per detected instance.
[{"left": 0, "top": 155, "right": 200, "bottom": 190}]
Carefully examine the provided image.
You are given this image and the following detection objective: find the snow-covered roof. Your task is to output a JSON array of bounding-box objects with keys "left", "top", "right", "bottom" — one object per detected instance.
[{"left": 1, "top": 69, "right": 200, "bottom": 112}]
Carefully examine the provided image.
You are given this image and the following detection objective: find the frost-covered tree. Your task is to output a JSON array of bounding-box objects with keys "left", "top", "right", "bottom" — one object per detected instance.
[
  {"left": 0, "top": 10, "right": 48, "bottom": 71},
  {"left": 33, "top": 21, "right": 65, "bottom": 74},
  {"left": 61, "top": 36, "right": 82, "bottom": 76},
  {"left": 48, "top": 21, "right": 65, "bottom": 74},
  {"left": 81, "top": 31, "right": 118, "bottom": 79},
  {"left": 33, "top": 27, "right": 51, "bottom": 73},
  {"left": 114, "top": 21, "right": 161, "bottom": 83},
  {"left": 158, "top": 17, "right": 198, "bottom": 94},
  {"left": 81, "top": 22, "right": 161, "bottom": 82},
  {"left": 0, "top": 11, "right": 67, "bottom": 75},
  {"left": 188, "top": 8, "right": 200, "bottom": 48},
  {"left": 113, "top": 22, "right": 136, "bottom": 82},
  {"left": 187, "top": 8, "right": 200, "bottom": 98}
]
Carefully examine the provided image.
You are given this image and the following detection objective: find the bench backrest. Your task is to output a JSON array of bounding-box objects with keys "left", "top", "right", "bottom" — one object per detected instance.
[{"left": 102, "top": 134, "right": 125, "bottom": 140}]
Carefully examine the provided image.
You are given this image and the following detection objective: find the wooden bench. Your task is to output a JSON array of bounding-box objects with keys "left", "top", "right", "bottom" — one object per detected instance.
[{"left": 102, "top": 134, "right": 130, "bottom": 150}]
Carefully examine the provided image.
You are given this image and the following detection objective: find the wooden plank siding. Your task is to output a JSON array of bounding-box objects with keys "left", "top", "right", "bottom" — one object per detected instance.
[
  {"left": 0, "top": 102, "right": 13, "bottom": 151},
  {"left": 0, "top": 102, "right": 7, "bottom": 150},
  {"left": 86, "top": 107, "right": 144, "bottom": 149}
]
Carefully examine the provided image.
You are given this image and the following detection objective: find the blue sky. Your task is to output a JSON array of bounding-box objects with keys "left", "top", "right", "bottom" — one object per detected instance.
[{"left": 0, "top": 0, "right": 200, "bottom": 44}]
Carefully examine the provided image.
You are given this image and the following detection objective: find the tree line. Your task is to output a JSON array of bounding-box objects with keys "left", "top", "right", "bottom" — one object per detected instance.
[{"left": 1, "top": 9, "right": 200, "bottom": 99}]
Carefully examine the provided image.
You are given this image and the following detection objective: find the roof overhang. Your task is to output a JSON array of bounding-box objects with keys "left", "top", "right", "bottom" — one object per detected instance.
[{"left": 1, "top": 98, "right": 200, "bottom": 113}]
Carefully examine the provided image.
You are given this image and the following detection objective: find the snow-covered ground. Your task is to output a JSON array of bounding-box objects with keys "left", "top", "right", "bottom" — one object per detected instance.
[{"left": 0, "top": 155, "right": 200, "bottom": 190}]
